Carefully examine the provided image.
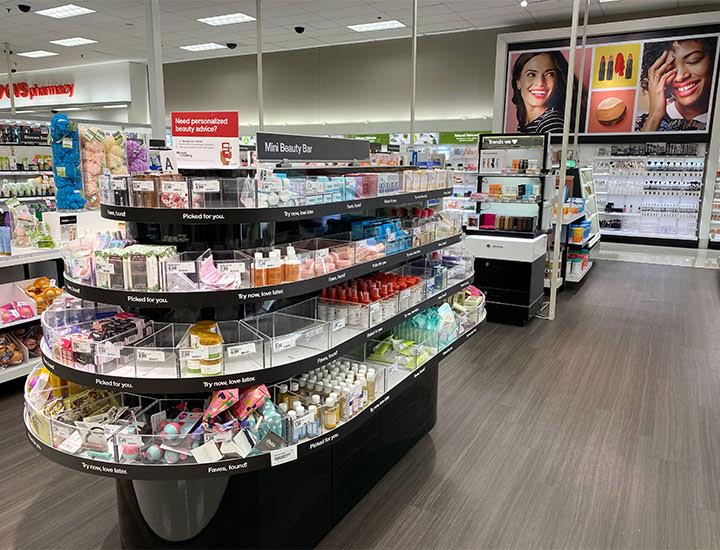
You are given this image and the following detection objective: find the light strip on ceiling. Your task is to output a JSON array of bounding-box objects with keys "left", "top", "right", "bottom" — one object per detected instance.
[
  {"left": 180, "top": 43, "right": 227, "bottom": 52},
  {"left": 197, "top": 12, "right": 255, "bottom": 26},
  {"left": 17, "top": 50, "right": 59, "bottom": 58},
  {"left": 35, "top": 4, "right": 95, "bottom": 18},
  {"left": 348, "top": 20, "right": 406, "bottom": 32},
  {"left": 50, "top": 37, "right": 97, "bottom": 47}
]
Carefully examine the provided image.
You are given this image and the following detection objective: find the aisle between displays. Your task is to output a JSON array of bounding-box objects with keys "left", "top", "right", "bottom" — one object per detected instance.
[{"left": 23, "top": 131, "right": 484, "bottom": 548}]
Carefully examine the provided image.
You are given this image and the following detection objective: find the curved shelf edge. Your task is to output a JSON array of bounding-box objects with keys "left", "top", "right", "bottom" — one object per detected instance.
[
  {"left": 42, "top": 275, "right": 474, "bottom": 393},
  {"left": 63, "top": 234, "right": 463, "bottom": 308},
  {"left": 25, "top": 315, "right": 484, "bottom": 481},
  {"left": 100, "top": 188, "right": 452, "bottom": 224}
]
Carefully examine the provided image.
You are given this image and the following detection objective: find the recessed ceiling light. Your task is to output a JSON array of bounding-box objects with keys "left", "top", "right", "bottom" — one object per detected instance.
[
  {"left": 17, "top": 50, "right": 59, "bottom": 58},
  {"left": 197, "top": 12, "right": 255, "bottom": 26},
  {"left": 179, "top": 42, "right": 227, "bottom": 52},
  {"left": 348, "top": 20, "right": 406, "bottom": 32},
  {"left": 36, "top": 4, "right": 95, "bottom": 18},
  {"left": 49, "top": 37, "right": 97, "bottom": 47},
  {"left": 520, "top": 0, "right": 528, "bottom": 6}
]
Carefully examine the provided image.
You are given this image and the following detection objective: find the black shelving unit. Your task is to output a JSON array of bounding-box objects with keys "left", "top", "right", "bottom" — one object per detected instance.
[{"left": 25, "top": 134, "right": 481, "bottom": 549}]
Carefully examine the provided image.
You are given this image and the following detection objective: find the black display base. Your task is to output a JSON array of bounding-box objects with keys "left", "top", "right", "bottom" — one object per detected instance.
[
  {"left": 708, "top": 240, "right": 720, "bottom": 250},
  {"left": 485, "top": 294, "right": 543, "bottom": 326},
  {"left": 115, "top": 367, "right": 439, "bottom": 549}
]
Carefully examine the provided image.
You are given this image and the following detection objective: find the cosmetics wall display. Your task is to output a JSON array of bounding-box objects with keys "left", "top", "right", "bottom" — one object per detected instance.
[
  {"left": 711, "top": 175, "right": 720, "bottom": 243},
  {"left": 25, "top": 288, "right": 484, "bottom": 468},
  {"left": 587, "top": 144, "right": 705, "bottom": 240},
  {"left": 99, "top": 169, "right": 451, "bottom": 210}
]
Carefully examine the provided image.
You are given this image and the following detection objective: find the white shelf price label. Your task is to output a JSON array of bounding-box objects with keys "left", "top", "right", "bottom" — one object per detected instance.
[
  {"left": 97, "top": 342, "right": 121, "bottom": 358},
  {"left": 227, "top": 343, "right": 256, "bottom": 358},
  {"left": 193, "top": 179, "right": 220, "bottom": 193},
  {"left": 273, "top": 336, "right": 296, "bottom": 353},
  {"left": 180, "top": 348, "right": 206, "bottom": 361},
  {"left": 332, "top": 318, "right": 346, "bottom": 332},
  {"left": 161, "top": 180, "right": 188, "bottom": 193},
  {"left": 71, "top": 339, "right": 92, "bottom": 354},
  {"left": 132, "top": 180, "right": 155, "bottom": 192},
  {"left": 270, "top": 446, "right": 297, "bottom": 467},
  {"left": 136, "top": 349, "right": 166, "bottom": 362},
  {"left": 167, "top": 261, "right": 196, "bottom": 274},
  {"left": 218, "top": 262, "right": 246, "bottom": 274}
]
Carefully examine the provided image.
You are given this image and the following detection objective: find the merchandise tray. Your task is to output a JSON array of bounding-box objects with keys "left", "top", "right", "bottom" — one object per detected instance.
[
  {"left": 25, "top": 315, "right": 483, "bottom": 481},
  {"left": 100, "top": 188, "right": 453, "bottom": 224},
  {"left": 41, "top": 274, "right": 474, "bottom": 393},
  {"left": 63, "top": 234, "right": 463, "bottom": 308}
]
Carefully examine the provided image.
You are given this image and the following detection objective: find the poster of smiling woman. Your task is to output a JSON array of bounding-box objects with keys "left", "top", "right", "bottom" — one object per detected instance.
[{"left": 503, "top": 29, "right": 720, "bottom": 136}]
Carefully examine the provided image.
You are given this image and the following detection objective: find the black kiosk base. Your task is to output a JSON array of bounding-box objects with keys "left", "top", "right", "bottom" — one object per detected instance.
[{"left": 116, "top": 368, "right": 439, "bottom": 549}]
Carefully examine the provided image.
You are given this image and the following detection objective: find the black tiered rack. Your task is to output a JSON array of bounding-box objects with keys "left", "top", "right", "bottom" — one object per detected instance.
[{"left": 25, "top": 136, "right": 482, "bottom": 549}]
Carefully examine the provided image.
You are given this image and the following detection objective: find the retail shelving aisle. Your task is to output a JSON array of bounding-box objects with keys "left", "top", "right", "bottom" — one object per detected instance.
[{"left": 23, "top": 133, "right": 485, "bottom": 549}]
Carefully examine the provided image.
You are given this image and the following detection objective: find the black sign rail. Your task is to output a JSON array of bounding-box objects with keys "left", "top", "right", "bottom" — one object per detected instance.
[
  {"left": 63, "top": 234, "right": 462, "bottom": 308},
  {"left": 100, "top": 188, "right": 453, "bottom": 224},
  {"left": 43, "top": 275, "right": 473, "bottom": 394},
  {"left": 256, "top": 132, "right": 370, "bottom": 162},
  {"left": 25, "top": 320, "right": 481, "bottom": 481}
]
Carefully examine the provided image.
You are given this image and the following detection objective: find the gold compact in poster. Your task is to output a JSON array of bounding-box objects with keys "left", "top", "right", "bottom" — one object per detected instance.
[{"left": 503, "top": 30, "right": 720, "bottom": 136}]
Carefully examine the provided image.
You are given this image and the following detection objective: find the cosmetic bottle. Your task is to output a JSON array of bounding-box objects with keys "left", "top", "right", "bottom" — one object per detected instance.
[
  {"left": 279, "top": 403, "right": 290, "bottom": 441},
  {"left": 278, "top": 385, "right": 289, "bottom": 405},
  {"left": 324, "top": 397, "right": 338, "bottom": 430},
  {"left": 199, "top": 331, "right": 223, "bottom": 375},
  {"left": 290, "top": 382, "right": 300, "bottom": 400},
  {"left": 288, "top": 410, "right": 299, "bottom": 444},
  {"left": 267, "top": 250, "right": 284, "bottom": 285},
  {"left": 307, "top": 405, "right": 319, "bottom": 438},
  {"left": 295, "top": 406, "right": 307, "bottom": 440},
  {"left": 292, "top": 399, "right": 301, "bottom": 411},
  {"left": 253, "top": 252, "right": 267, "bottom": 287},
  {"left": 359, "top": 376, "right": 369, "bottom": 406},
  {"left": 367, "top": 369, "right": 376, "bottom": 401},
  {"left": 284, "top": 245, "right": 301, "bottom": 282}
]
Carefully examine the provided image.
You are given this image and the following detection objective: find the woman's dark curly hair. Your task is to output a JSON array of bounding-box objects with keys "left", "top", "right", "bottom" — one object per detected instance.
[
  {"left": 640, "top": 36, "right": 718, "bottom": 97},
  {"left": 511, "top": 51, "right": 585, "bottom": 132}
]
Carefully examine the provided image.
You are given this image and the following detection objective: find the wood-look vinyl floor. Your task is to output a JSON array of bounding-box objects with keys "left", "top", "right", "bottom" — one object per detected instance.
[{"left": 1, "top": 260, "right": 719, "bottom": 549}]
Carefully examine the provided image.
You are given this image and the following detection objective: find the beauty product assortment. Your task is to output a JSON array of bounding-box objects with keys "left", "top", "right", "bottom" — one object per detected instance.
[
  {"left": 25, "top": 286, "right": 484, "bottom": 466},
  {"left": 566, "top": 249, "right": 590, "bottom": 277},
  {"left": 99, "top": 169, "right": 452, "bottom": 209},
  {"left": 0, "top": 174, "right": 55, "bottom": 198}
]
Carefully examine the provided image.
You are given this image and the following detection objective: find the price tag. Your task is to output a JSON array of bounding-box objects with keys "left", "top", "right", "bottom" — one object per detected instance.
[
  {"left": 193, "top": 179, "right": 220, "bottom": 193},
  {"left": 95, "top": 262, "right": 115, "bottom": 275},
  {"left": 180, "top": 348, "right": 206, "bottom": 361},
  {"left": 399, "top": 289, "right": 411, "bottom": 301},
  {"left": 133, "top": 180, "right": 155, "bottom": 192},
  {"left": 136, "top": 349, "right": 166, "bottom": 362},
  {"left": 61, "top": 137, "right": 73, "bottom": 149},
  {"left": 112, "top": 178, "right": 128, "bottom": 191},
  {"left": 97, "top": 342, "right": 121, "bottom": 359},
  {"left": 304, "top": 326, "right": 324, "bottom": 339},
  {"left": 71, "top": 339, "right": 92, "bottom": 354},
  {"left": 116, "top": 433, "right": 143, "bottom": 447},
  {"left": 161, "top": 180, "right": 188, "bottom": 193},
  {"left": 218, "top": 263, "right": 246, "bottom": 274},
  {"left": 332, "top": 318, "right": 346, "bottom": 332},
  {"left": 56, "top": 166, "right": 66, "bottom": 178},
  {"left": 316, "top": 248, "right": 329, "bottom": 258},
  {"left": 227, "top": 343, "right": 256, "bottom": 358},
  {"left": 167, "top": 261, "right": 196, "bottom": 274},
  {"left": 272, "top": 336, "right": 296, "bottom": 353},
  {"left": 270, "top": 446, "right": 297, "bottom": 467}
]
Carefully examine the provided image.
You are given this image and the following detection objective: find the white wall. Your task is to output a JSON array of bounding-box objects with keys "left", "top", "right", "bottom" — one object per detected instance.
[{"left": 163, "top": 29, "right": 501, "bottom": 134}]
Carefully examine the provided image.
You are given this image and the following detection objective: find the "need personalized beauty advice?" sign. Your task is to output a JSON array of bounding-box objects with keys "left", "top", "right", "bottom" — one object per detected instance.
[{"left": 171, "top": 111, "right": 240, "bottom": 169}]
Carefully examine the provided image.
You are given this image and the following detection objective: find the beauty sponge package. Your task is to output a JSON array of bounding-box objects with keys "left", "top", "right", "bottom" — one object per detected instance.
[
  {"left": 103, "top": 133, "right": 130, "bottom": 176},
  {"left": 125, "top": 135, "right": 149, "bottom": 173},
  {"left": 50, "top": 113, "right": 85, "bottom": 211},
  {"left": 80, "top": 128, "right": 106, "bottom": 209}
]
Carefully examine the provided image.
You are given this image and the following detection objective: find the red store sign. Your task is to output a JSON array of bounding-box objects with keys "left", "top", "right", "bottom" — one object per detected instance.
[{"left": 0, "top": 81, "right": 75, "bottom": 101}]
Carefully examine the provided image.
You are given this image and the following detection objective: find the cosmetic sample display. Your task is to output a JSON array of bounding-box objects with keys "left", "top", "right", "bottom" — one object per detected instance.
[{"left": 589, "top": 144, "right": 704, "bottom": 240}]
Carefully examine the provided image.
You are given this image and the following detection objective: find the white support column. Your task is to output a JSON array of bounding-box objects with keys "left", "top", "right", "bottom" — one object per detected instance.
[
  {"left": 549, "top": 0, "right": 581, "bottom": 321},
  {"left": 698, "top": 89, "right": 720, "bottom": 248},
  {"left": 572, "top": 0, "right": 591, "bottom": 157},
  {"left": 3, "top": 43, "right": 15, "bottom": 115},
  {"left": 256, "top": 0, "right": 264, "bottom": 130},
  {"left": 409, "top": 0, "right": 418, "bottom": 149},
  {"left": 145, "top": 0, "right": 166, "bottom": 141}
]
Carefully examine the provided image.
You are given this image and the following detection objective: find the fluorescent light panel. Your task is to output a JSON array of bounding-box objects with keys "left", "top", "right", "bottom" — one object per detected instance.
[
  {"left": 102, "top": 104, "right": 128, "bottom": 109},
  {"left": 35, "top": 4, "right": 95, "bottom": 18},
  {"left": 348, "top": 20, "right": 406, "bottom": 32},
  {"left": 598, "top": 0, "right": 623, "bottom": 2},
  {"left": 50, "top": 37, "right": 97, "bottom": 47},
  {"left": 180, "top": 42, "right": 227, "bottom": 51},
  {"left": 63, "top": 107, "right": 82, "bottom": 111},
  {"left": 17, "top": 50, "right": 58, "bottom": 58},
  {"left": 197, "top": 12, "right": 255, "bottom": 26}
]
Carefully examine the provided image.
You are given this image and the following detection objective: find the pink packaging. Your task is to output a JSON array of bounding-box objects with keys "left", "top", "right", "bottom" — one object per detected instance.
[{"left": 230, "top": 385, "right": 270, "bottom": 420}]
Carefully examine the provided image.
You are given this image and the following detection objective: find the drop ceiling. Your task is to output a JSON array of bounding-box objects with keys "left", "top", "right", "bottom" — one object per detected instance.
[{"left": 0, "top": 0, "right": 717, "bottom": 74}]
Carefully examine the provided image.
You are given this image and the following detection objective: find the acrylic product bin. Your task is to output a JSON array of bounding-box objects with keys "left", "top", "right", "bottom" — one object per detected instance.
[
  {"left": 247, "top": 243, "right": 314, "bottom": 286},
  {"left": 158, "top": 177, "right": 190, "bottom": 208},
  {"left": 281, "top": 296, "right": 369, "bottom": 347},
  {"left": 63, "top": 239, "right": 97, "bottom": 285},
  {"left": 256, "top": 175, "right": 305, "bottom": 208},
  {"left": 196, "top": 249, "right": 253, "bottom": 290},
  {"left": 189, "top": 178, "right": 223, "bottom": 208},
  {"left": 247, "top": 312, "right": 330, "bottom": 368},
  {"left": 99, "top": 174, "right": 131, "bottom": 206},
  {"left": 131, "top": 324, "right": 188, "bottom": 379},
  {"left": 353, "top": 237, "right": 387, "bottom": 264},
  {"left": 130, "top": 175, "right": 159, "bottom": 207},
  {"left": 92, "top": 248, "right": 128, "bottom": 290},
  {"left": 294, "top": 237, "right": 355, "bottom": 276},
  {"left": 163, "top": 250, "right": 205, "bottom": 290}
]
